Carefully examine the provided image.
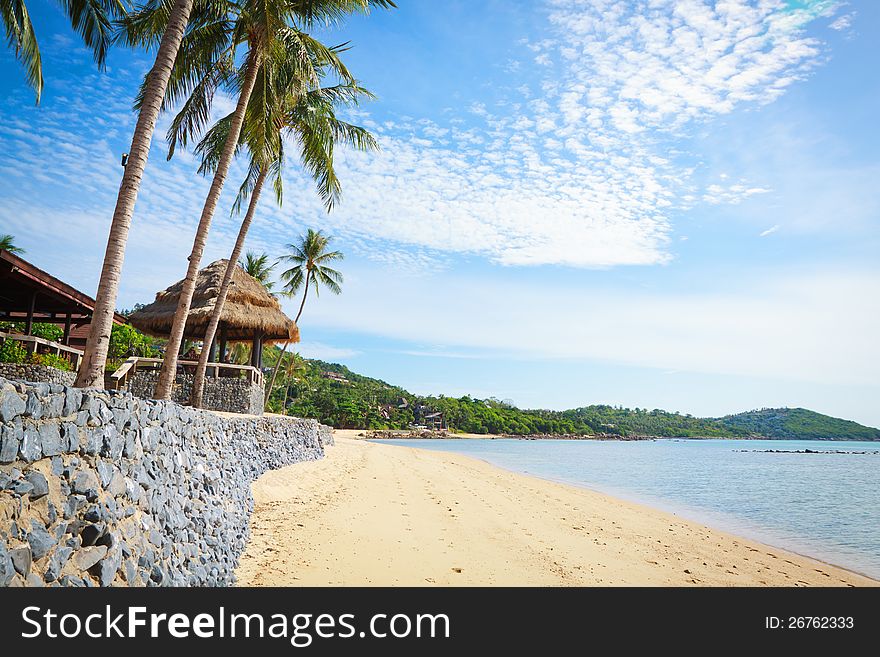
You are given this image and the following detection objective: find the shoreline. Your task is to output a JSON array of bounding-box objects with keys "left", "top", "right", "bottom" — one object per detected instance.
[
  {"left": 358, "top": 429, "right": 880, "bottom": 442},
  {"left": 236, "top": 432, "right": 877, "bottom": 587},
  {"left": 385, "top": 440, "right": 879, "bottom": 583}
]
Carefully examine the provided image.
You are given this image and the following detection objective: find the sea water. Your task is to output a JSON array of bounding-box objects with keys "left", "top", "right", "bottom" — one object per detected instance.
[{"left": 371, "top": 438, "right": 880, "bottom": 579}]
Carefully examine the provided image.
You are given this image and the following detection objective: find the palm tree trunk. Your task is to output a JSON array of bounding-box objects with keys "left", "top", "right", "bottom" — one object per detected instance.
[
  {"left": 75, "top": 0, "right": 195, "bottom": 389},
  {"left": 282, "top": 372, "right": 290, "bottom": 414},
  {"left": 264, "top": 275, "right": 309, "bottom": 408},
  {"left": 154, "top": 47, "right": 263, "bottom": 400},
  {"left": 190, "top": 166, "right": 268, "bottom": 408},
  {"left": 293, "top": 277, "right": 309, "bottom": 325}
]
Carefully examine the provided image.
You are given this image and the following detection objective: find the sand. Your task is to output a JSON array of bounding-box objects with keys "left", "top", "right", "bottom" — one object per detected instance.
[{"left": 235, "top": 433, "right": 876, "bottom": 587}]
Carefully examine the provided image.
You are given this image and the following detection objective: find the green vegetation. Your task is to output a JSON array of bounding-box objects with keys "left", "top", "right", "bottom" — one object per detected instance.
[
  {"left": 0, "top": 339, "right": 72, "bottom": 371},
  {"left": 0, "top": 0, "right": 125, "bottom": 103},
  {"left": 720, "top": 408, "right": 880, "bottom": 441},
  {"left": 0, "top": 322, "right": 156, "bottom": 373},
  {"left": 265, "top": 355, "right": 880, "bottom": 440},
  {"left": 105, "top": 324, "right": 160, "bottom": 372},
  {"left": 0, "top": 321, "right": 63, "bottom": 342},
  {"left": 1, "top": 234, "right": 24, "bottom": 254},
  {"left": 108, "top": 323, "right": 159, "bottom": 360},
  {"left": 29, "top": 352, "right": 73, "bottom": 371},
  {"left": 240, "top": 252, "right": 276, "bottom": 293},
  {"left": 0, "top": 340, "right": 28, "bottom": 364},
  {"left": 265, "top": 229, "right": 345, "bottom": 408},
  {"left": 265, "top": 354, "right": 412, "bottom": 428}
]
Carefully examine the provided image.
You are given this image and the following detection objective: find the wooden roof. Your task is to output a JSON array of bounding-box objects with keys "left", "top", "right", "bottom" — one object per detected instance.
[{"left": 0, "top": 250, "right": 127, "bottom": 323}]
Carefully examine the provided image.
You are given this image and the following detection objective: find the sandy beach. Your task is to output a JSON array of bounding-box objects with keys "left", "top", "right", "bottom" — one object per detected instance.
[{"left": 236, "top": 433, "right": 876, "bottom": 587}]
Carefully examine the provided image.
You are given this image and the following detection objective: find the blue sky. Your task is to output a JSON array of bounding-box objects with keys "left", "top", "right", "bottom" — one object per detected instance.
[{"left": 1, "top": 1, "right": 878, "bottom": 425}]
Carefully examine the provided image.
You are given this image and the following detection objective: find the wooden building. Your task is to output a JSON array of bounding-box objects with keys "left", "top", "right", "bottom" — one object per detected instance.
[{"left": 0, "top": 249, "right": 126, "bottom": 350}]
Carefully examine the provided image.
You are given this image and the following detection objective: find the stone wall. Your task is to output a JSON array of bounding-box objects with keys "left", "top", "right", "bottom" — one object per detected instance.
[
  {"left": 0, "top": 376, "right": 332, "bottom": 587},
  {"left": 0, "top": 364, "right": 75, "bottom": 387},
  {"left": 126, "top": 371, "right": 264, "bottom": 416}
]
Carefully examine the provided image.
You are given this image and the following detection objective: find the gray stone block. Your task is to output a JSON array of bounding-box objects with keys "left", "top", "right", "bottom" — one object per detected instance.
[
  {"left": 45, "top": 393, "right": 65, "bottom": 418},
  {"left": 63, "top": 387, "right": 83, "bottom": 417},
  {"left": 27, "top": 525, "right": 56, "bottom": 560},
  {"left": 72, "top": 470, "right": 99, "bottom": 500},
  {"left": 25, "top": 391, "right": 43, "bottom": 419},
  {"left": 84, "top": 428, "right": 102, "bottom": 455},
  {"left": 44, "top": 545, "right": 73, "bottom": 582},
  {"left": 96, "top": 461, "right": 114, "bottom": 488},
  {"left": 19, "top": 425, "right": 42, "bottom": 462},
  {"left": 0, "top": 543, "right": 15, "bottom": 587},
  {"left": 0, "top": 421, "right": 21, "bottom": 462},
  {"left": 10, "top": 546, "right": 31, "bottom": 576},
  {"left": 61, "top": 423, "right": 79, "bottom": 451},
  {"left": 0, "top": 385, "right": 27, "bottom": 422},
  {"left": 39, "top": 422, "right": 63, "bottom": 457},
  {"left": 24, "top": 471, "right": 48, "bottom": 498},
  {"left": 92, "top": 550, "right": 121, "bottom": 587},
  {"left": 71, "top": 545, "right": 107, "bottom": 571},
  {"left": 8, "top": 479, "right": 33, "bottom": 496}
]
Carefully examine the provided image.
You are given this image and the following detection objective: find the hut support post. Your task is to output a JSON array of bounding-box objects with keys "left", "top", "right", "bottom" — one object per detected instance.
[
  {"left": 63, "top": 313, "right": 72, "bottom": 345},
  {"left": 251, "top": 332, "right": 262, "bottom": 370},
  {"left": 24, "top": 292, "right": 36, "bottom": 336}
]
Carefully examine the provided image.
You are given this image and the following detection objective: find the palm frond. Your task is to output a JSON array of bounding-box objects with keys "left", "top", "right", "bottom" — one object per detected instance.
[
  {"left": 59, "top": 0, "right": 128, "bottom": 68},
  {"left": 193, "top": 111, "right": 236, "bottom": 172},
  {"left": 1, "top": 0, "right": 43, "bottom": 101}
]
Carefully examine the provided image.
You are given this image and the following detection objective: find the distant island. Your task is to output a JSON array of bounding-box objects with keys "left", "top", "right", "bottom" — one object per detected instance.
[{"left": 268, "top": 355, "right": 880, "bottom": 441}]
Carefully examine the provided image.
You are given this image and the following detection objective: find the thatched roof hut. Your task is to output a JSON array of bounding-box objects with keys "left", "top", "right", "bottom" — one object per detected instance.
[{"left": 129, "top": 260, "right": 298, "bottom": 346}]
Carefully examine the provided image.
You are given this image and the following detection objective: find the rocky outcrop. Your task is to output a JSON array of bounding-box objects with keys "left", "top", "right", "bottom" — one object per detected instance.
[{"left": 0, "top": 377, "right": 332, "bottom": 587}]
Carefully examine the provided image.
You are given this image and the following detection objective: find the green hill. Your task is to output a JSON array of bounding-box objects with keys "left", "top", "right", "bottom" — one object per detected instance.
[
  {"left": 719, "top": 408, "right": 880, "bottom": 441},
  {"left": 264, "top": 352, "right": 879, "bottom": 440}
]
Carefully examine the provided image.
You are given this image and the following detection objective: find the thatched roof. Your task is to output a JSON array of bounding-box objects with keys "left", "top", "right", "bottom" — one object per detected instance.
[{"left": 128, "top": 260, "right": 299, "bottom": 343}]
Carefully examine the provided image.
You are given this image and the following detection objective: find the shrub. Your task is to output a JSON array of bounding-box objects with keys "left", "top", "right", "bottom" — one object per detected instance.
[
  {"left": 30, "top": 352, "right": 73, "bottom": 371},
  {"left": 109, "top": 324, "right": 158, "bottom": 360},
  {"left": 0, "top": 321, "right": 64, "bottom": 342},
  {"left": 0, "top": 340, "right": 28, "bottom": 364},
  {"left": 30, "top": 323, "right": 64, "bottom": 342}
]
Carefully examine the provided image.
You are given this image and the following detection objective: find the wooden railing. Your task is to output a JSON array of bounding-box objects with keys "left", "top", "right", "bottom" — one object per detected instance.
[
  {"left": 0, "top": 329, "right": 84, "bottom": 370},
  {"left": 109, "top": 356, "right": 263, "bottom": 390}
]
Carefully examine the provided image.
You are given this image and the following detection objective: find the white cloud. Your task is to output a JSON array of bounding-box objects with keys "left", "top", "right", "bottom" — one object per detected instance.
[
  {"left": 703, "top": 183, "right": 772, "bottom": 205},
  {"left": 0, "top": 0, "right": 849, "bottom": 275},
  {"left": 759, "top": 224, "right": 780, "bottom": 237},
  {"left": 829, "top": 12, "right": 855, "bottom": 31},
  {"left": 295, "top": 342, "right": 360, "bottom": 361},
  {"left": 305, "top": 264, "right": 880, "bottom": 387},
  {"left": 239, "top": 1, "right": 842, "bottom": 270}
]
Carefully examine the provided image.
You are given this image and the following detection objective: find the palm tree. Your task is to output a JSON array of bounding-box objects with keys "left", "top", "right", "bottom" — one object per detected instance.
[
  {"left": 1, "top": 0, "right": 126, "bottom": 103},
  {"left": 189, "top": 74, "right": 376, "bottom": 408},
  {"left": 0, "top": 234, "right": 24, "bottom": 254},
  {"left": 264, "top": 228, "right": 342, "bottom": 406},
  {"left": 74, "top": 0, "right": 198, "bottom": 388},
  {"left": 277, "top": 351, "right": 306, "bottom": 414},
  {"left": 152, "top": 0, "right": 393, "bottom": 400},
  {"left": 240, "top": 251, "right": 275, "bottom": 291}
]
